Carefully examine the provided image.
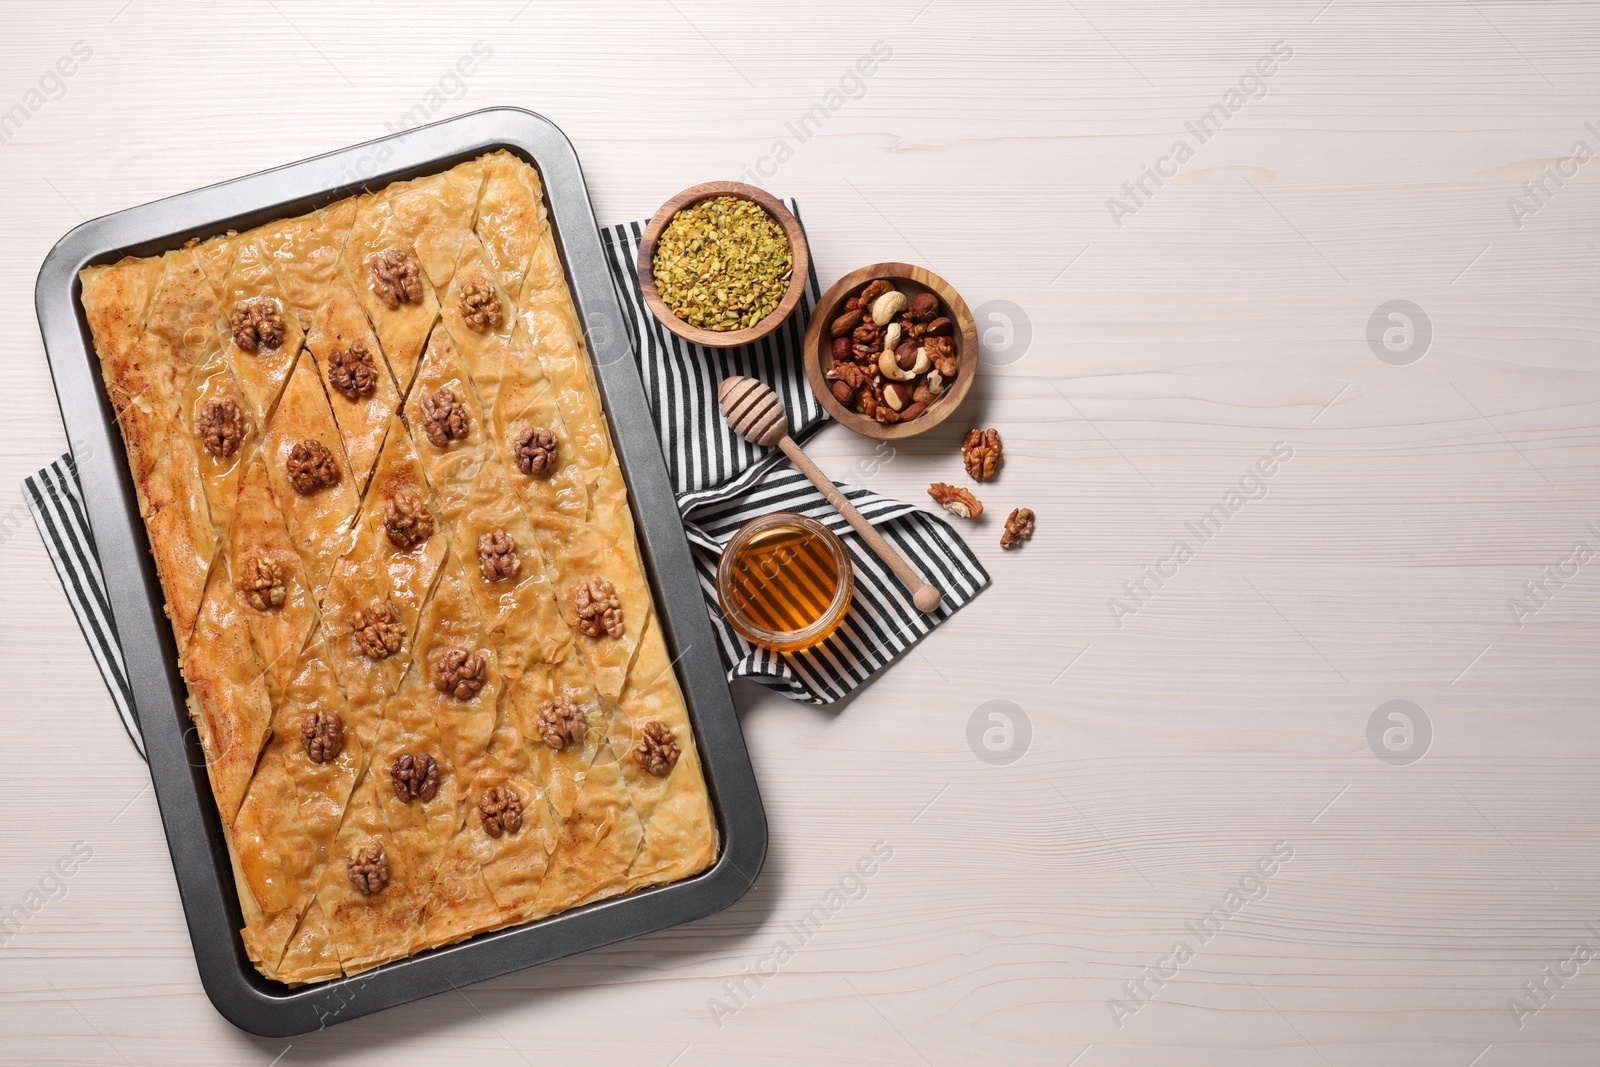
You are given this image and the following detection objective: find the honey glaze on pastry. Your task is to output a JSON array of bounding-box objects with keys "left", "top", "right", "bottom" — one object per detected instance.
[{"left": 79, "top": 152, "right": 718, "bottom": 985}]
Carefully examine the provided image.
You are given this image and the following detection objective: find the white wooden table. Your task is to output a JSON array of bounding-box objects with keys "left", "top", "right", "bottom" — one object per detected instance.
[{"left": 3, "top": 2, "right": 1597, "bottom": 1064}]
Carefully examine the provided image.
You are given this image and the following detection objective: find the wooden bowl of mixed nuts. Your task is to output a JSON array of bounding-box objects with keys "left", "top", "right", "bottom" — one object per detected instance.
[
  {"left": 637, "top": 181, "right": 810, "bottom": 349},
  {"left": 803, "top": 263, "right": 978, "bottom": 439}
]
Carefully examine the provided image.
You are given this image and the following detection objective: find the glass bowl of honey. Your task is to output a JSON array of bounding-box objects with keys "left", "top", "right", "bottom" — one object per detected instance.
[{"left": 716, "top": 512, "right": 854, "bottom": 652}]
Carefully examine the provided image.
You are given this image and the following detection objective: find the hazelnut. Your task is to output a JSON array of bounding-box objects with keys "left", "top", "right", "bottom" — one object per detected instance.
[
  {"left": 831, "top": 336, "right": 853, "bottom": 362},
  {"left": 909, "top": 292, "right": 940, "bottom": 322},
  {"left": 895, "top": 342, "right": 918, "bottom": 371},
  {"left": 926, "top": 316, "right": 953, "bottom": 337},
  {"left": 883, "top": 383, "right": 910, "bottom": 411}
]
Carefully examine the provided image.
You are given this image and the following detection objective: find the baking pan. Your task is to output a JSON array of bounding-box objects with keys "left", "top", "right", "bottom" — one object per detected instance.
[{"left": 34, "top": 107, "right": 767, "bottom": 1038}]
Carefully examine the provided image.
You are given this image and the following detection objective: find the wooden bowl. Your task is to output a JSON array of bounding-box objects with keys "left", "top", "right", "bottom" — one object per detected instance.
[
  {"left": 636, "top": 181, "right": 809, "bottom": 349},
  {"left": 803, "top": 262, "right": 979, "bottom": 440}
]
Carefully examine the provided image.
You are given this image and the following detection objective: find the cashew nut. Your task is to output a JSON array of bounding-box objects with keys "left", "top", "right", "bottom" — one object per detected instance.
[
  {"left": 879, "top": 349, "right": 916, "bottom": 381},
  {"left": 925, "top": 368, "right": 945, "bottom": 396},
  {"left": 881, "top": 322, "right": 902, "bottom": 354},
  {"left": 910, "top": 346, "right": 932, "bottom": 376},
  {"left": 870, "top": 290, "right": 909, "bottom": 326}
]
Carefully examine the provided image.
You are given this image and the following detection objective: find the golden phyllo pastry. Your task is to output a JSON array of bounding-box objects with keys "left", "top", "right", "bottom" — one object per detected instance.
[{"left": 80, "top": 153, "right": 718, "bottom": 984}]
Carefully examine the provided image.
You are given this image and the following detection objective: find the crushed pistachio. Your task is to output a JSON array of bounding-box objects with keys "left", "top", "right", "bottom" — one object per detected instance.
[{"left": 652, "top": 196, "right": 792, "bottom": 331}]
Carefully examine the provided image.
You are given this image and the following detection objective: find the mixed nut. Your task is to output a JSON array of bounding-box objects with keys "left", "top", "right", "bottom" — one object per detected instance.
[{"left": 824, "top": 279, "right": 957, "bottom": 426}]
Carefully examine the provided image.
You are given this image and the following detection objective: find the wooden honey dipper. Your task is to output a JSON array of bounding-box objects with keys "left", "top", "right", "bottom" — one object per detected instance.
[{"left": 718, "top": 376, "right": 942, "bottom": 614}]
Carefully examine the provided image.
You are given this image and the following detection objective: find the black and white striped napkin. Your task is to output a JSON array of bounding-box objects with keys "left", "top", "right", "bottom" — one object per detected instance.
[
  {"left": 30, "top": 200, "right": 989, "bottom": 756},
  {"left": 25, "top": 453, "right": 143, "bottom": 757},
  {"left": 601, "top": 201, "right": 989, "bottom": 703}
]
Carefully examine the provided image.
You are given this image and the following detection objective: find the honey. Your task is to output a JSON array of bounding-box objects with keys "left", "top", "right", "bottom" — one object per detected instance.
[{"left": 716, "top": 514, "right": 853, "bottom": 652}]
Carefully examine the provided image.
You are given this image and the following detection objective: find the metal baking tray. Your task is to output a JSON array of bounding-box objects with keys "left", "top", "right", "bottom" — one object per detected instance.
[{"left": 34, "top": 107, "right": 766, "bottom": 1038}]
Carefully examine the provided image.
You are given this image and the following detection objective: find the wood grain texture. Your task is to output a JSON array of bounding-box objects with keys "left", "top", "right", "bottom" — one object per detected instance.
[{"left": 2, "top": 1, "right": 1599, "bottom": 1064}]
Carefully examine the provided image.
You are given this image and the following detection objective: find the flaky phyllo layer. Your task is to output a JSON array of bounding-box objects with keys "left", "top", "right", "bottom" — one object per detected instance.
[{"left": 80, "top": 152, "right": 717, "bottom": 984}]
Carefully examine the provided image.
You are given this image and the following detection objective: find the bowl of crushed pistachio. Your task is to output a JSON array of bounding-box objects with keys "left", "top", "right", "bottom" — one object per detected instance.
[{"left": 636, "top": 181, "right": 809, "bottom": 349}]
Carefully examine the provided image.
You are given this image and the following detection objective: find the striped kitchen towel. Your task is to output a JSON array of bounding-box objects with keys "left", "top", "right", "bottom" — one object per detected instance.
[
  {"left": 601, "top": 200, "right": 989, "bottom": 703},
  {"left": 31, "top": 200, "right": 989, "bottom": 754},
  {"left": 24, "top": 453, "right": 143, "bottom": 758}
]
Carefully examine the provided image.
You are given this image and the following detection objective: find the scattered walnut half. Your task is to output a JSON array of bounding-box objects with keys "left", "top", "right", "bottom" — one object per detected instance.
[
  {"left": 479, "top": 785, "right": 524, "bottom": 838},
  {"left": 1001, "top": 507, "right": 1035, "bottom": 549},
  {"left": 962, "top": 428, "right": 1003, "bottom": 482},
  {"left": 350, "top": 601, "right": 403, "bottom": 660},
  {"left": 574, "top": 577, "right": 623, "bottom": 639},
  {"left": 230, "top": 299, "right": 286, "bottom": 353},
  {"left": 287, "top": 440, "right": 340, "bottom": 495},
  {"left": 928, "top": 482, "right": 984, "bottom": 519},
  {"left": 513, "top": 427, "right": 558, "bottom": 476},
  {"left": 536, "top": 696, "right": 588, "bottom": 751},
  {"left": 419, "top": 386, "right": 470, "bottom": 447},
  {"left": 370, "top": 248, "right": 423, "bottom": 310},
  {"left": 328, "top": 341, "right": 380, "bottom": 401},
  {"left": 347, "top": 841, "right": 389, "bottom": 895},
  {"left": 383, "top": 490, "right": 434, "bottom": 551},
  {"left": 459, "top": 276, "right": 504, "bottom": 331},
  {"left": 391, "top": 752, "right": 440, "bottom": 802},
  {"left": 198, "top": 397, "right": 245, "bottom": 458},
  {"left": 478, "top": 530, "right": 519, "bottom": 583},
  {"left": 301, "top": 709, "right": 344, "bottom": 764},
  {"left": 632, "top": 721, "right": 681, "bottom": 777},
  {"left": 238, "top": 556, "right": 286, "bottom": 611},
  {"left": 432, "top": 647, "right": 486, "bottom": 700}
]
